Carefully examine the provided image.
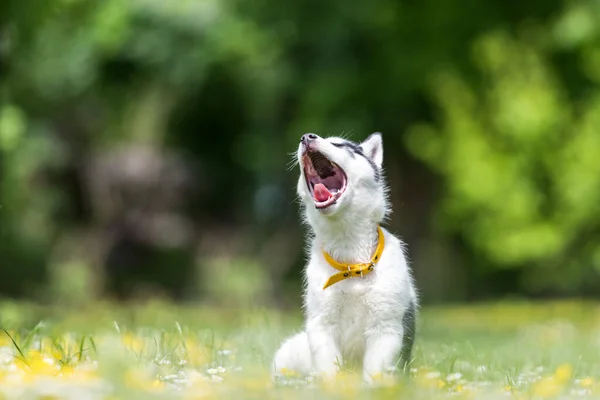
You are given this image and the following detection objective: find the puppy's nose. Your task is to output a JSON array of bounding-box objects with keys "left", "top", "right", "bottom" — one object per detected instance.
[{"left": 301, "top": 133, "right": 319, "bottom": 145}]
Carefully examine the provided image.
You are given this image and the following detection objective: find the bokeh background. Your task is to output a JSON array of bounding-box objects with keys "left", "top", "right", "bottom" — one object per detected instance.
[{"left": 2, "top": 0, "right": 600, "bottom": 309}]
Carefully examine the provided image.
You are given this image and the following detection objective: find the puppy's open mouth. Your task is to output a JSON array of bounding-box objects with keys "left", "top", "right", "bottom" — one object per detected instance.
[{"left": 303, "top": 150, "right": 347, "bottom": 209}]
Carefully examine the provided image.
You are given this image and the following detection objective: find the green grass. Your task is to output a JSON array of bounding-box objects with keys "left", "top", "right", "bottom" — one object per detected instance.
[{"left": 1, "top": 299, "right": 600, "bottom": 399}]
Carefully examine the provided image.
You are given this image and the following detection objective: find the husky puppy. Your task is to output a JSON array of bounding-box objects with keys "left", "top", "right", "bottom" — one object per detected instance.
[{"left": 272, "top": 133, "right": 418, "bottom": 384}]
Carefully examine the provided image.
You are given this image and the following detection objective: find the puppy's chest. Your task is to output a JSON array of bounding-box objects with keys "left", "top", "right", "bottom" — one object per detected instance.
[
  {"left": 317, "top": 280, "right": 376, "bottom": 330},
  {"left": 307, "top": 259, "right": 385, "bottom": 322},
  {"left": 321, "top": 282, "right": 375, "bottom": 359}
]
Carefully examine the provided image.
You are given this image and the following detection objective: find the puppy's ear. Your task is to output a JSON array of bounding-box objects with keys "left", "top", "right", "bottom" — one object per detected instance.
[{"left": 360, "top": 132, "right": 383, "bottom": 168}]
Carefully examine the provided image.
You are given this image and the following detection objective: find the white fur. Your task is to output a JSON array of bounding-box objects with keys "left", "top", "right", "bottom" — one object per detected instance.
[{"left": 272, "top": 133, "right": 418, "bottom": 384}]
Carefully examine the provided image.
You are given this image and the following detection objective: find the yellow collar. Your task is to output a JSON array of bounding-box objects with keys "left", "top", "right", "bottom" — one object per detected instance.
[{"left": 322, "top": 225, "right": 385, "bottom": 290}]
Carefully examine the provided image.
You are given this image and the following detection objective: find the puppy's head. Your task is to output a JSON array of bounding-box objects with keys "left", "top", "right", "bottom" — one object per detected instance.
[{"left": 296, "top": 133, "right": 389, "bottom": 224}]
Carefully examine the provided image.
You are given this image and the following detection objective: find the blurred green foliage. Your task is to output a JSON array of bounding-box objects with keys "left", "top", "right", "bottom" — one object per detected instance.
[
  {"left": 1, "top": 0, "right": 599, "bottom": 305},
  {"left": 406, "top": 10, "right": 600, "bottom": 296}
]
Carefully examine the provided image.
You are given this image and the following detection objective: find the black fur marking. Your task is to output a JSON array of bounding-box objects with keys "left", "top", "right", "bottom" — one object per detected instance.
[
  {"left": 331, "top": 142, "right": 356, "bottom": 158},
  {"left": 331, "top": 141, "right": 381, "bottom": 182},
  {"left": 363, "top": 157, "right": 381, "bottom": 183},
  {"left": 399, "top": 301, "right": 416, "bottom": 372}
]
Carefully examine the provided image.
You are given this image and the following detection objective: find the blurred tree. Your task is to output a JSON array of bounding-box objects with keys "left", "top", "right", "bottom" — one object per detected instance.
[
  {"left": 406, "top": 2, "right": 600, "bottom": 298},
  {"left": 0, "top": 0, "right": 599, "bottom": 304}
]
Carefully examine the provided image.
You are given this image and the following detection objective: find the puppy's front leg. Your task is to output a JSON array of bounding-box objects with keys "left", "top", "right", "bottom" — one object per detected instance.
[
  {"left": 363, "top": 330, "right": 403, "bottom": 384},
  {"left": 306, "top": 320, "right": 341, "bottom": 380}
]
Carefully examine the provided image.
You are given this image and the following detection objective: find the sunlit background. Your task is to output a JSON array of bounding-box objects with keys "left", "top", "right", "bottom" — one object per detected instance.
[{"left": 2, "top": 0, "right": 600, "bottom": 310}]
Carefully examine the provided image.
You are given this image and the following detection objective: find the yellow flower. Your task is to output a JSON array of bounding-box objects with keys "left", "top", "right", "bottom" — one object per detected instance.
[
  {"left": 152, "top": 379, "right": 165, "bottom": 390},
  {"left": 322, "top": 371, "right": 361, "bottom": 396},
  {"left": 579, "top": 377, "right": 594, "bottom": 388},
  {"left": 370, "top": 372, "right": 383, "bottom": 381},
  {"left": 16, "top": 350, "right": 57, "bottom": 376},
  {"left": 0, "top": 331, "right": 15, "bottom": 347},
  {"left": 415, "top": 370, "right": 444, "bottom": 390},
  {"left": 59, "top": 365, "right": 76, "bottom": 378},
  {"left": 121, "top": 333, "right": 145, "bottom": 354},
  {"left": 368, "top": 372, "right": 397, "bottom": 387},
  {"left": 554, "top": 363, "right": 572, "bottom": 383},
  {"left": 533, "top": 377, "right": 563, "bottom": 398},
  {"left": 278, "top": 368, "right": 299, "bottom": 377},
  {"left": 123, "top": 369, "right": 148, "bottom": 390},
  {"left": 51, "top": 348, "right": 64, "bottom": 361}
]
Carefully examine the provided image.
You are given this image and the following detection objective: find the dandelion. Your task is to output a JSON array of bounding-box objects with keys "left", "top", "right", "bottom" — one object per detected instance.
[
  {"left": 120, "top": 333, "right": 145, "bottom": 354},
  {"left": 17, "top": 351, "right": 57, "bottom": 376},
  {"left": 554, "top": 363, "right": 573, "bottom": 383},
  {"left": 579, "top": 377, "right": 594, "bottom": 388},
  {"left": 277, "top": 368, "right": 299, "bottom": 377},
  {"left": 152, "top": 379, "right": 165, "bottom": 390},
  {"left": 533, "top": 377, "right": 564, "bottom": 398},
  {"left": 416, "top": 369, "right": 445, "bottom": 390}
]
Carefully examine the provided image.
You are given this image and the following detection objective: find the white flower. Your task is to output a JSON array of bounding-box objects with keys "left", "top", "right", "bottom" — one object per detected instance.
[{"left": 446, "top": 372, "right": 463, "bottom": 382}]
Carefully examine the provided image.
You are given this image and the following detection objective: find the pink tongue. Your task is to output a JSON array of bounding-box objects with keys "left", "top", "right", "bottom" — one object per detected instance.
[{"left": 313, "top": 183, "right": 332, "bottom": 202}]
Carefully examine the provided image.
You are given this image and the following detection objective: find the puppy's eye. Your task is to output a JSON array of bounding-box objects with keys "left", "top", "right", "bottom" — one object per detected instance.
[{"left": 331, "top": 143, "right": 345, "bottom": 148}]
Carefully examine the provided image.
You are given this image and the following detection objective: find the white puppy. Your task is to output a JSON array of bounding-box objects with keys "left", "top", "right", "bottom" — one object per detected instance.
[{"left": 273, "top": 133, "right": 418, "bottom": 384}]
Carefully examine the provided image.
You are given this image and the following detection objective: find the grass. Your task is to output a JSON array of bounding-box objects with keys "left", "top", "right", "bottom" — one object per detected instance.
[{"left": 0, "top": 299, "right": 600, "bottom": 399}]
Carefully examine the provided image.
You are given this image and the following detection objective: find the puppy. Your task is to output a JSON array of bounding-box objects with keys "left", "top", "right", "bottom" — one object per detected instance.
[{"left": 273, "top": 133, "right": 418, "bottom": 384}]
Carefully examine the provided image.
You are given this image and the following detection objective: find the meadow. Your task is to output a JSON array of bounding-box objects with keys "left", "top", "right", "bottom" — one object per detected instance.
[{"left": 1, "top": 300, "right": 599, "bottom": 399}]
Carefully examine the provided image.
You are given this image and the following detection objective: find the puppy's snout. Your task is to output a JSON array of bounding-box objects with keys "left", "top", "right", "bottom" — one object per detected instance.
[{"left": 301, "top": 133, "right": 319, "bottom": 146}]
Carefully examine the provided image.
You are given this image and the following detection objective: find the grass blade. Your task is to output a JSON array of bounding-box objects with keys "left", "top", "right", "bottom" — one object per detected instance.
[
  {"left": 3, "top": 329, "right": 29, "bottom": 367},
  {"left": 78, "top": 335, "right": 86, "bottom": 362},
  {"left": 88, "top": 336, "right": 97, "bottom": 356},
  {"left": 22, "top": 321, "right": 45, "bottom": 350}
]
